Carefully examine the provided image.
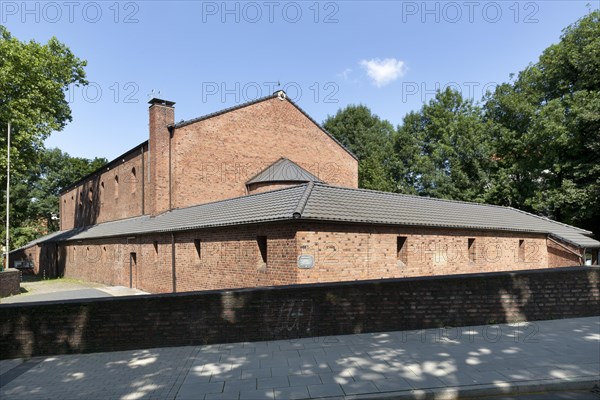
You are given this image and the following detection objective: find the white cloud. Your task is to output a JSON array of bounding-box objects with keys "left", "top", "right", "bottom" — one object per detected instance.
[{"left": 359, "top": 58, "right": 406, "bottom": 87}]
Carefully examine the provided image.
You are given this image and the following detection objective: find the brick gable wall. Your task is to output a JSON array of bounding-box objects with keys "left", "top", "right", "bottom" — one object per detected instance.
[{"left": 170, "top": 98, "right": 357, "bottom": 209}]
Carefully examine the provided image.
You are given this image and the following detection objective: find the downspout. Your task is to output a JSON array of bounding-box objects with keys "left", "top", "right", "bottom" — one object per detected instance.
[
  {"left": 141, "top": 146, "right": 145, "bottom": 215},
  {"left": 171, "top": 232, "right": 176, "bottom": 293},
  {"left": 168, "top": 126, "right": 173, "bottom": 210}
]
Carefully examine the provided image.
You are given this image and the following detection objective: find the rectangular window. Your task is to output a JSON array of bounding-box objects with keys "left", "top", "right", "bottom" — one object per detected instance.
[
  {"left": 518, "top": 240, "right": 525, "bottom": 262},
  {"left": 194, "top": 239, "right": 201, "bottom": 259},
  {"left": 397, "top": 236, "right": 407, "bottom": 266},
  {"left": 257, "top": 236, "right": 267, "bottom": 264},
  {"left": 153, "top": 241, "right": 159, "bottom": 261},
  {"left": 468, "top": 238, "right": 476, "bottom": 263}
]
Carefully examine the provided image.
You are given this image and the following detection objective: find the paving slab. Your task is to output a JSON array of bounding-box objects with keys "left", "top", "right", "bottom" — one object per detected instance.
[{"left": 0, "top": 317, "right": 598, "bottom": 400}]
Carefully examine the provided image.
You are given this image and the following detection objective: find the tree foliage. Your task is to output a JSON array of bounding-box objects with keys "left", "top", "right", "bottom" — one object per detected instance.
[
  {"left": 0, "top": 26, "right": 88, "bottom": 248},
  {"left": 323, "top": 105, "right": 398, "bottom": 192},
  {"left": 4, "top": 148, "right": 106, "bottom": 248},
  {"left": 324, "top": 11, "right": 599, "bottom": 237},
  {"left": 397, "top": 88, "right": 493, "bottom": 202},
  {"left": 484, "top": 10, "right": 600, "bottom": 233},
  {"left": 0, "top": 25, "right": 87, "bottom": 184}
]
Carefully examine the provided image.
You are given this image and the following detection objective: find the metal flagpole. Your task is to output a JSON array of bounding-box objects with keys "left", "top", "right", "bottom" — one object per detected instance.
[{"left": 5, "top": 122, "right": 10, "bottom": 271}]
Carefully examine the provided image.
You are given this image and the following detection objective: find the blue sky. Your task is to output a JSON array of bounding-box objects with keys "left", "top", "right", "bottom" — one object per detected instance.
[{"left": 3, "top": 0, "right": 597, "bottom": 160}]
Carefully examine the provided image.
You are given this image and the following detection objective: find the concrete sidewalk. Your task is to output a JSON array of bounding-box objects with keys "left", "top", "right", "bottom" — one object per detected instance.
[{"left": 1, "top": 317, "right": 598, "bottom": 400}]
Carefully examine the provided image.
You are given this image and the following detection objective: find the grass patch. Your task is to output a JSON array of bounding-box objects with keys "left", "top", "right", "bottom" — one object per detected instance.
[{"left": 21, "top": 276, "right": 91, "bottom": 285}]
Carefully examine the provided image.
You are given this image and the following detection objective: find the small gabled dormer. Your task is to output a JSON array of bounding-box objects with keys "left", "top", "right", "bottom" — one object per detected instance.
[{"left": 246, "top": 158, "right": 323, "bottom": 194}]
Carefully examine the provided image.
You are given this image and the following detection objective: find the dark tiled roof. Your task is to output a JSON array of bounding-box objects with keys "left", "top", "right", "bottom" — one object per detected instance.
[
  {"left": 246, "top": 158, "right": 323, "bottom": 185},
  {"left": 27, "top": 183, "right": 599, "bottom": 248},
  {"left": 300, "top": 184, "right": 599, "bottom": 248}
]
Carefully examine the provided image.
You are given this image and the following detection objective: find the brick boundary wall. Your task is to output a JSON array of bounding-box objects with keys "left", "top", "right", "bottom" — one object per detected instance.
[
  {"left": 1, "top": 266, "right": 598, "bottom": 359},
  {"left": 0, "top": 269, "right": 21, "bottom": 298}
]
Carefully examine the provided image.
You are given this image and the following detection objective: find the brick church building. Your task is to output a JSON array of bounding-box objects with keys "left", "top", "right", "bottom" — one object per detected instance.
[{"left": 10, "top": 91, "right": 600, "bottom": 293}]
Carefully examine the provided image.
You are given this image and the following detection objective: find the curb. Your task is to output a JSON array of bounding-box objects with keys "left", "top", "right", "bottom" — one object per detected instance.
[{"left": 343, "top": 376, "right": 600, "bottom": 399}]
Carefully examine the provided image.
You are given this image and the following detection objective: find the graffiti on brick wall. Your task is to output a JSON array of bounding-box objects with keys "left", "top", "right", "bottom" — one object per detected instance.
[{"left": 267, "top": 299, "right": 314, "bottom": 339}]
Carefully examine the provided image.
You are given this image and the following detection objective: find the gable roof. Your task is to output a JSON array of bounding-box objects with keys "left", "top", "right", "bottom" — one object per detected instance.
[
  {"left": 246, "top": 158, "right": 323, "bottom": 185},
  {"left": 171, "top": 92, "right": 358, "bottom": 161},
  {"left": 25, "top": 183, "right": 599, "bottom": 249}
]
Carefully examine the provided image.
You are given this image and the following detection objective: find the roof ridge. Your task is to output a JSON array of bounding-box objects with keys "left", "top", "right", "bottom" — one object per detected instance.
[
  {"left": 60, "top": 140, "right": 148, "bottom": 195},
  {"left": 310, "top": 183, "right": 596, "bottom": 243},
  {"left": 506, "top": 206, "right": 592, "bottom": 235},
  {"left": 156, "top": 183, "right": 309, "bottom": 215},
  {"left": 311, "top": 182, "right": 515, "bottom": 211},
  {"left": 293, "top": 181, "right": 315, "bottom": 218},
  {"left": 246, "top": 157, "right": 322, "bottom": 185},
  {"left": 243, "top": 157, "right": 288, "bottom": 185},
  {"left": 171, "top": 92, "right": 279, "bottom": 129}
]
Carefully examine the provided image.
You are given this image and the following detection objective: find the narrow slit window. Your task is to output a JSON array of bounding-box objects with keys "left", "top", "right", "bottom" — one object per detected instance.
[
  {"left": 114, "top": 175, "right": 119, "bottom": 198},
  {"left": 397, "top": 236, "right": 407, "bottom": 266},
  {"left": 131, "top": 167, "right": 137, "bottom": 193},
  {"left": 518, "top": 239, "right": 525, "bottom": 262},
  {"left": 468, "top": 238, "right": 476, "bottom": 263},
  {"left": 257, "top": 236, "right": 267, "bottom": 264},
  {"left": 194, "top": 239, "right": 201, "bottom": 259}
]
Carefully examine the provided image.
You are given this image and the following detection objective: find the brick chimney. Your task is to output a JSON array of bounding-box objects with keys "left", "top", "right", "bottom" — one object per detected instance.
[{"left": 148, "top": 98, "right": 175, "bottom": 215}]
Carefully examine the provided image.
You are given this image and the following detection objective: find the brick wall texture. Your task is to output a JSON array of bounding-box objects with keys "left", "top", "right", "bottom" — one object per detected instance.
[
  {"left": 1, "top": 266, "right": 598, "bottom": 359},
  {"left": 60, "top": 96, "right": 358, "bottom": 228},
  {"left": 0, "top": 269, "right": 21, "bottom": 298},
  {"left": 10, "top": 222, "right": 587, "bottom": 294}
]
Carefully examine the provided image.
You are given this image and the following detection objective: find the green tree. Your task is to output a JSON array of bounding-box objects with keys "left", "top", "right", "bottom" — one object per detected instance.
[
  {"left": 323, "top": 105, "right": 399, "bottom": 192},
  {"left": 0, "top": 26, "right": 87, "bottom": 249},
  {"left": 5, "top": 148, "right": 107, "bottom": 248},
  {"left": 0, "top": 25, "right": 87, "bottom": 187},
  {"left": 485, "top": 11, "right": 600, "bottom": 234},
  {"left": 397, "top": 88, "right": 493, "bottom": 202}
]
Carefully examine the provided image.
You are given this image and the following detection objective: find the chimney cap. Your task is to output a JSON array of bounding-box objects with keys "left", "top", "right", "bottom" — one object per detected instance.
[{"left": 148, "top": 98, "right": 175, "bottom": 107}]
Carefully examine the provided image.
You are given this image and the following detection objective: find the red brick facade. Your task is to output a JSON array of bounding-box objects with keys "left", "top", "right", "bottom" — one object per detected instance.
[
  {"left": 12, "top": 94, "right": 592, "bottom": 293},
  {"left": 8, "top": 222, "right": 582, "bottom": 294},
  {"left": 60, "top": 145, "right": 147, "bottom": 230},
  {"left": 60, "top": 95, "right": 358, "bottom": 228}
]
